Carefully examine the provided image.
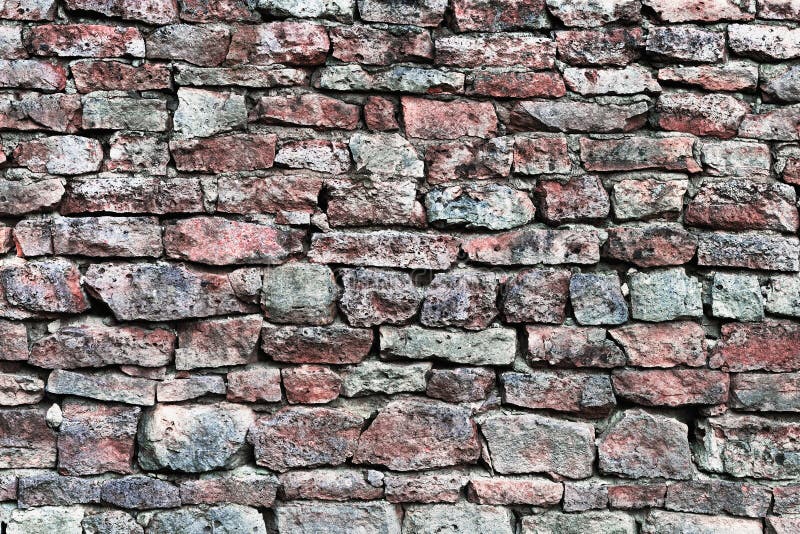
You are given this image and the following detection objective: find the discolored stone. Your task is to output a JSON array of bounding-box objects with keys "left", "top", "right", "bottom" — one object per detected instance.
[
  {"left": 146, "top": 24, "right": 230, "bottom": 66},
  {"left": 426, "top": 183, "right": 535, "bottom": 230},
  {"left": 62, "top": 174, "right": 204, "bottom": 215},
  {"left": 435, "top": 33, "right": 555, "bottom": 69},
  {"left": 599, "top": 410, "right": 692, "bottom": 479},
  {"left": 502, "top": 370, "right": 616, "bottom": 417},
  {"left": 46, "top": 370, "right": 156, "bottom": 406},
  {"left": 226, "top": 364, "right": 282, "bottom": 403},
  {"left": 655, "top": 92, "right": 749, "bottom": 138},
  {"left": 100, "top": 476, "right": 180, "bottom": 510},
  {"left": 57, "top": 399, "right": 139, "bottom": 475},
  {"left": 697, "top": 231, "right": 800, "bottom": 271},
  {"left": 0, "top": 172, "right": 64, "bottom": 217},
  {"left": 628, "top": 268, "right": 703, "bottom": 322},
  {"left": 612, "top": 369, "right": 729, "bottom": 406},
  {"left": 26, "top": 24, "right": 144, "bottom": 58},
  {"left": 349, "top": 132, "right": 424, "bottom": 177},
  {"left": 176, "top": 314, "right": 261, "bottom": 370},
  {"left": 468, "top": 477, "right": 562, "bottom": 506},
  {"left": 482, "top": 413, "right": 595, "bottom": 478},
  {"left": 325, "top": 177, "right": 420, "bottom": 227},
  {"left": 81, "top": 93, "right": 168, "bottom": 132},
  {"left": 279, "top": 468, "right": 384, "bottom": 501},
  {"left": 18, "top": 473, "right": 100, "bottom": 508},
  {"left": 354, "top": 398, "right": 480, "bottom": 471},
  {"left": 462, "top": 227, "right": 604, "bottom": 265},
  {"left": 452, "top": 0, "right": 550, "bottom": 31},
  {"left": 404, "top": 502, "right": 514, "bottom": 534},
  {"left": 510, "top": 99, "right": 649, "bottom": 133},
  {"left": 426, "top": 367, "right": 495, "bottom": 403},
  {"left": 402, "top": 97, "right": 497, "bottom": 139},
  {"left": 580, "top": 136, "right": 700, "bottom": 172},
  {"left": 646, "top": 25, "right": 725, "bottom": 63},
  {"left": 609, "top": 321, "right": 706, "bottom": 367},
  {"left": 711, "top": 272, "right": 764, "bottom": 321},
  {"left": 170, "top": 133, "right": 277, "bottom": 173},
  {"left": 556, "top": 28, "right": 643, "bottom": 66},
  {"left": 262, "top": 323, "right": 373, "bottom": 364},
  {"left": 604, "top": 224, "right": 698, "bottom": 267},
  {"left": 14, "top": 135, "right": 102, "bottom": 175},
  {"left": 664, "top": 480, "right": 771, "bottom": 518},
  {"left": 173, "top": 88, "right": 246, "bottom": 139},
  {"left": 502, "top": 268, "right": 571, "bottom": 324},
  {"left": 52, "top": 216, "right": 163, "bottom": 257},
  {"left": 138, "top": 403, "right": 255, "bottom": 473},
  {"left": 309, "top": 231, "right": 460, "bottom": 270},
  {"left": 84, "top": 262, "right": 256, "bottom": 321},
  {"left": 282, "top": 365, "right": 342, "bottom": 404},
  {"left": 227, "top": 22, "right": 329, "bottom": 65},
  {"left": 729, "top": 23, "right": 800, "bottom": 60},
  {"left": 381, "top": 325, "right": 516, "bottom": 366},
  {"left": 179, "top": 470, "right": 279, "bottom": 508},
  {"left": 658, "top": 61, "right": 759, "bottom": 92},
  {"left": 330, "top": 24, "right": 431, "bottom": 65},
  {"left": 274, "top": 501, "right": 401, "bottom": 533},
  {"left": 611, "top": 176, "right": 688, "bottom": 221},
  {"left": 384, "top": 471, "right": 466, "bottom": 503},
  {"left": 339, "top": 268, "right": 421, "bottom": 327},
  {"left": 522, "top": 511, "right": 636, "bottom": 534},
  {"left": 147, "top": 505, "right": 266, "bottom": 534},
  {"left": 535, "top": 176, "right": 610, "bottom": 224},
  {"left": 0, "top": 406, "right": 56, "bottom": 468},
  {"left": 421, "top": 271, "right": 498, "bottom": 330},
  {"left": 274, "top": 139, "right": 351, "bottom": 174},
  {"left": 0, "top": 320, "right": 28, "bottom": 361},
  {"left": 249, "top": 406, "right": 362, "bottom": 472},
  {"left": 527, "top": 325, "right": 626, "bottom": 368},
  {"left": 262, "top": 263, "right": 336, "bottom": 325},
  {"left": 157, "top": 375, "right": 226, "bottom": 402},
  {"left": 570, "top": 272, "right": 628, "bottom": 326},
  {"left": 1, "top": 258, "right": 89, "bottom": 314},
  {"left": 710, "top": 320, "right": 800, "bottom": 372},
  {"left": 357, "top": 0, "right": 446, "bottom": 26},
  {"left": 341, "top": 360, "right": 430, "bottom": 397},
  {"left": 252, "top": 93, "right": 359, "bottom": 130}
]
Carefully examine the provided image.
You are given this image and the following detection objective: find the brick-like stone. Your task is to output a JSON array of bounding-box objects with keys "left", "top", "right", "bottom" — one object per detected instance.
[
  {"left": 598, "top": 410, "right": 692, "bottom": 479},
  {"left": 339, "top": 268, "right": 421, "bottom": 327},
  {"left": 570, "top": 272, "right": 628, "bottom": 326},
  {"left": 711, "top": 272, "right": 764, "bottom": 321},
  {"left": 179, "top": 471, "right": 278, "bottom": 507},
  {"left": 384, "top": 472, "right": 466, "bottom": 503},
  {"left": 761, "top": 63, "right": 800, "bottom": 102},
  {"left": 612, "top": 369, "right": 729, "bottom": 406},
  {"left": 510, "top": 99, "right": 649, "bottom": 133},
  {"left": 349, "top": 131, "right": 424, "bottom": 177},
  {"left": 176, "top": 315, "right": 262, "bottom": 370},
  {"left": 697, "top": 231, "right": 800, "bottom": 271},
  {"left": 330, "top": 24, "right": 431, "bottom": 65},
  {"left": 57, "top": 399, "right": 138, "bottom": 475},
  {"left": 381, "top": 325, "right": 516, "bottom": 366},
  {"left": 282, "top": 365, "right": 342, "bottom": 404},
  {"left": 502, "top": 268, "right": 570, "bottom": 324},
  {"left": 452, "top": 0, "right": 550, "bottom": 31},
  {"left": 227, "top": 22, "right": 329, "bottom": 65},
  {"left": 262, "top": 323, "right": 373, "bottom": 364},
  {"left": 766, "top": 274, "right": 800, "bottom": 317},
  {"left": 421, "top": 271, "right": 498, "bottom": 330},
  {"left": 106, "top": 133, "right": 169, "bottom": 175},
  {"left": 262, "top": 263, "right": 336, "bottom": 325},
  {"left": 0, "top": 172, "right": 64, "bottom": 216},
  {"left": 695, "top": 413, "right": 800, "bottom": 479},
  {"left": 604, "top": 224, "right": 697, "bottom": 267},
  {"left": 64, "top": 0, "right": 178, "bottom": 23},
  {"left": 436, "top": 33, "right": 554, "bottom": 69},
  {"left": 27, "top": 24, "right": 145, "bottom": 58},
  {"left": 0, "top": 59, "right": 66, "bottom": 90},
  {"left": 1, "top": 258, "right": 89, "bottom": 314},
  {"left": 482, "top": 414, "right": 595, "bottom": 478},
  {"left": 580, "top": 136, "right": 701, "bottom": 172},
  {"left": 610, "top": 321, "right": 706, "bottom": 367},
  {"left": 522, "top": 511, "right": 637, "bottom": 534},
  {"left": 325, "top": 177, "right": 420, "bottom": 227},
  {"left": 280, "top": 468, "right": 383, "bottom": 501},
  {"left": 52, "top": 216, "right": 162, "bottom": 257},
  {"left": 157, "top": 375, "right": 226, "bottom": 402},
  {"left": 252, "top": 93, "right": 359, "bottom": 130},
  {"left": 0, "top": 0, "right": 56, "bottom": 19},
  {"left": 174, "top": 64, "right": 309, "bottom": 87},
  {"left": 146, "top": 24, "right": 230, "bottom": 66},
  {"left": 173, "top": 88, "right": 246, "bottom": 138},
  {"left": 354, "top": 399, "right": 479, "bottom": 471},
  {"left": 464, "top": 227, "right": 603, "bottom": 266},
  {"left": 644, "top": 0, "right": 755, "bottom": 21},
  {"left": 171, "top": 133, "right": 276, "bottom": 173},
  {"left": 528, "top": 325, "right": 626, "bottom": 368},
  {"left": 310, "top": 231, "right": 459, "bottom": 270},
  {"left": 564, "top": 65, "right": 660, "bottom": 95},
  {"left": 655, "top": 92, "right": 749, "bottom": 138},
  {"left": 62, "top": 174, "right": 204, "bottom": 215},
  {"left": 546, "top": 0, "right": 640, "bottom": 26},
  {"left": 0, "top": 92, "right": 81, "bottom": 132},
  {"left": 711, "top": 320, "right": 800, "bottom": 371},
  {"left": 468, "top": 477, "right": 562, "bottom": 506},
  {"left": 357, "top": 0, "right": 446, "bottom": 26},
  {"left": 426, "top": 137, "right": 514, "bottom": 183},
  {"left": 147, "top": 505, "right": 266, "bottom": 534},
  {"left": 341, "top": 360, "right": 430, "bottom": 397},
  {"left": 17, "top": 473, "right": 100, "bottom": 508},
  {"left": 658, "top": 61, "right": 759, "bottom": 92},
  {"left": 502, "top": 370, "right": 615, "bottom": 417},
  {"left": 217, "top": 173, "right": 319, "bottom": 218},
  {"left": 226, "top": 364, "right": 282, "bottom": 403},
  {"left": 179, "top": 0, "right": 256, "bottom": 21},
  {"left": 608, "top": 483, "right": 667, "bottom": 509},
  {"left": 402, "top": 97, "right": 497, "bottom": 139},
  {"left": 139, "top": 403, "right": 254, "bottom": 472},
  {"left": 629, "top": 268, "right": 702, "bottom": 322},
  {"left": 46, "top": 369, "right": 156, "bottom": 406},
  {"left": 316, "top": 64, "right": 465, "bottom": 94},
  {"left": 275, "top": 139, "right": 351, "bottom": 174},
  {"left": 427, "top": 184, "right": 535, "bottom": 230},
  {"left": 250, "top": 406, "right": 362, "bottom": 472},
  {"left": 536, "top": 176, "right": 610, "bottom": 224},
  {"left": 81, "top": 93, "right": 168, "bottom": 132},
  {"left": 701, "top": 139, "right": 771, "bottom": 177},
  {"left": 259, "top": 0, "right": 354, "bottom": 22},
  {"left": 471, "top": 70, "right": 566, "bottom": 99},
  {"left": 687, "top": 179, "right": 798, "bottom": 232},
  {"left": 646, "top": 25, "right": 725, "bottom": 63},
  {"left": 274, "top": 501, "right": 400, "bottom": 533},
  {"left": 556, "top": 28, "right": 643, "bottom": 66},
  {"left": 426, "top": 367, "right": 495, "bottom": 402},
  {"left": 14, "top": 135, "right": 102, "bottom": 175},
  {"left": 612, "top": 176, "right": 688, "bottom": 221},
  {"left": 100, "top": 476, "right": 180, "bottom": 510},
  {"left": 729, "top": 23, "right": 800, "bottom": 60},
  {"left": 0, "top": 320, "right": 28, "bottom": 361}
]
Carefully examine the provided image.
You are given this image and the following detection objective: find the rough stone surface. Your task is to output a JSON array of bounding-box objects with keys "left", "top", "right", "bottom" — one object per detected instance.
[{"left": 629, "top": 268, "right": 703, "bottom": 321}]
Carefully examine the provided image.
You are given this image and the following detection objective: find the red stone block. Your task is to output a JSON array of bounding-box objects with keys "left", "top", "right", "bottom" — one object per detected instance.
[
  {"left": 330, "top": 24, "right": 432, "bottom": 65},
  {"left": 402, "top": 97, "right": 497, "bottom": 139},
  {"left": 170, "top": 133, "right": 277, "bottom": 173},
  {"left": 364, "top": 96, "right": 399, "bottom": 131},
  {"left": 26, "top": 24, "right": 145, "bottom": 58},
  {"left": 282, "top": 365, "right": 342, "bottom": 404},
  {"left": 71, "top": 60, "right": 171, "bottom": 93},
  {"left": 227, "top": 22, "right": 329, "bottom": 66},
  {"left": 250, "top": 93, "right": 359, "bottom": 129},
  {"left": 470, "top": 70, "right": 565, "bottom": 98}
]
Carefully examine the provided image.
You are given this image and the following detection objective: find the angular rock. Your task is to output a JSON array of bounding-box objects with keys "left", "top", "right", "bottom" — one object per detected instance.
[
  {"left": 469, "top": 477, "right": 562, "bottom": 506},
  {"left": 582, "top": 136, "right": 700, "bottom": 173},
  {"left": 0, "top": 320, "right": 28, "bottom": 361},
  {"left": 646, "top": 25, "right": 725, "bottom": 63},
  {"left": 325, "top": 177, "right": 420, "bottom": 227},
  {"left": 608, "top": 483, "right": 667, "bottom": 509},
  {"left": 695, "top": 413, "right": 800, "bottom": 478},
  {"left": 527, "top": 325, "right": 626, "bottom": 368},
  {"left": 510, "top": 99, "right": 649, "bottom": 133},
  {"left": 404, "top": 502, "right": 513, "bottom": 534},
  {"left": 482, "top": 414, "right": 595, "bottom": 478},
  {"left": 354, "top": 399, "right": 480, "bottom": 471},
  {"left": 164, "top": 217, "right": 302, "bottom": 266},
  {"left": 227, "top": 22, "right": 329, "bottom": 65},
  {"left": 85, "top": 262, "right": 256, "bottom": 321},
  {"left": 701, "top": 139, "right": 771, "bottom": 177},
  {"left": 570, "top": 272, "right": 628, "bottom": 326},
  {"left": 171, "top": 133, "right": 277, "bottom": 173},
  {"left": 348, "top": 132, "right": 422, "bottom": 178},
  {"left": 546, "top": 0, "right": 640, "bottom": 26},
  {"left": 664, "top": 480, "right": 771, "bottom": 518},
  {"left": 282, "top": 365, "right": 342, "bottom": 404},
  {"left": 18, "top": 473, "right": 101, "bottom": 508},
  {"left": 179, "top": 470, "right": 279, "bottom": 507},
  {"left": 451, "top": 0, "right": 549, "bottom": 31},
  {"left": 604, "top": 224, "right": 697, "bottom": 267},
  {"left": 502, "top": 370, "right": 616, "bottom": 417},
  {"left": 274, "top": 139, "right": 351, "bottom": 174},
  {"left": 629, "top": 268, "right": 703, "bottom": 321},
  {"left": 535, "top": 176, "right": 610, "bottom": 223},
  {"left": 609, "top": 321, "right": 706, "bottom": 367},
  {"left": 339, "top": 268, "right": 421, "bottom": 327},
  {"left": 711, "top": 272, "right": 764, "bottom": 321},
  {"left": 357, "top": 0, "right": 446, "bottom": 26},
  {"left": 315, "top": 64, "right": 465, "bottom": 94},
  {"left": 687, "top": 179, "right": 798, "bottom": 232},
  {"left": 174, "top": 64, "right": 310, "bottom": 87},
  {"left": 341, "top": 360, "right": 430, "bottom": 397},
  {"left": 425, "top": 137, "right": 514, "bottom": 183},
  {"left": 100, "top": 476, "right": 180, "bottom": 510},
  {"left": 138, "top": 403, "right": 254, "bottom": 472},
  {"left": 564, "top": 65, "right": 659, "bottom": 96},
  {"left": 563, "top": 481, "right": 608, "bottom": 512},
  {"left": 14, "top": 135, "right": 102, "bottom": 175},
  {"left": 0, "top": 172, "right": 64, "bottom": 216},
  {"left": 655, "top": 92, "right": 749, "bottom": 138},
  {"left": 766, "top": 274, "right": 800, "bottom": 317},
  {"left": 262, "top": 323, "right": 373, "bottom": 364},
  {"left": 420, "top": 271, "right": 498, "bottom": 330},
  {"left": 729, "top": 23, "right": 800, "bottom": 60},
  {"left": 309, "top": 231, "right": 460, "bottom": 270},
  {"left": 612, "top": 176, "right": 687, "bottom": 221},
  {"left": 1, "top": 258, "right": 89, "bottom": 314},
  {"left": 426, "top": 183, "right": 534, "bottom": 230},
  {"left": 262, "top": 263, "right": 336, "bottom": 325},
  {"left": 157, "top": 375, "right": 226, "bottom": 402},
  {"left": 331, "top": 24, "right": 431, "bottom": 65},
  {"left": 52, "top": 216, "right": 162, "bottom": 257},
  {"left": 249, "top": 406, "right": 362, "bottom": 472},
  {"left": 0, "top": 59, "right": 66, "bottom": 90},
  {"left": 0, "top": 92, "right": 81, "bottom": 133},
  {"left": 47, "top": 370, "right": 155, "bottom": 406},
  {"left": 175, "top": 315, "right": 260, "bottom": 370},
  {"left": 556, "top": 27, "right": 643, "bottom": 66},
  {"left": 364, "top": 96, "right": 399, "bottom": 130},
  {"left": 27, "top": 24, "right": 145, "bottom": 58},
  {"left": 436, "top": 33, "right": 554, "bottom": 69},
  {"left": 147, "top": 505, "right": 266, "bottom": 534},
  {"left": 62, "top": 174, "right": 204, "bottom": 215},
  {"left": 71, "top": 60, "right": 171, "bottom": 93},
  {"left": 402, "top": 97, "right": 497, "bottom": 139},
  {"left": 644, "top": 0, "right": 754, "bottom": 21},
  {"left": 598, "top": 410, "right": 692, "bottom": 479},
  {"left": 463, "top": 226, "right": 604, "bottom": 266},
  {"left": 81, "top": 93, "right": 168, "bottom": 131},
  {"left": 217, "top": 173, "right": 320, "bottom": 216},
  {"left": 384, "top": 471, "right": 466, "bottom": 503},
  {"left": 381, "top": 325, "right": 516, "bottom": 366},
  {"left": 57, "top": 399, "right": 139, "bottom": 475},
  {"left": 612, "top": 369, "right": 729, "bottom": 406},
  {"left": 226, "top": 364, "right": 282, "bottom": 403},
  {"left": 106, "top": 133, "right": 169, "bottom": 175},
  {"left": 710, "top": 320, "right": 800, "bottom": 371},
  {"left": 761, "top": 62, "right": 800, "bottom": 101},
  {"left": 280, "top": 468, "right": 384, "bottom": 501},
  {"left": 426, "top": 367, "right": 495, "bottom": 402},
  {"left": 173, "top": 88, "right": 246, "bottom": 138},
  {"left": 146, "top": 24, "right": 230, "bottom": 66},
  {"left": 739, "top": 104, "right": 800, "bottom": 141},
  {"left": 6, "top": 507, "right": 84, "bottom": 534},
  {"left": 502, "top": 268, "right": 570, "bottom": 324},
  {"left": 274, "top": 501, "right": 400, "bottom": 533},
  {"left": 697, "top": 231, "right": 800, "bottom": 271},
  {"left": 252, "top": 93, "right": 359, "bottom": 130},
  {"left": 259, "top": 0, "right": 354, "bottom": 22},
  {"left": 179, "top": 0, "right": 257, "bottom": 21}
]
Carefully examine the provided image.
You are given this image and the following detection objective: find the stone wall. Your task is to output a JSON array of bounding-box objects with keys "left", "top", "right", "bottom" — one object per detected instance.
[{"left": 1, "top": 0, "right": 800, "bottom": 532}]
